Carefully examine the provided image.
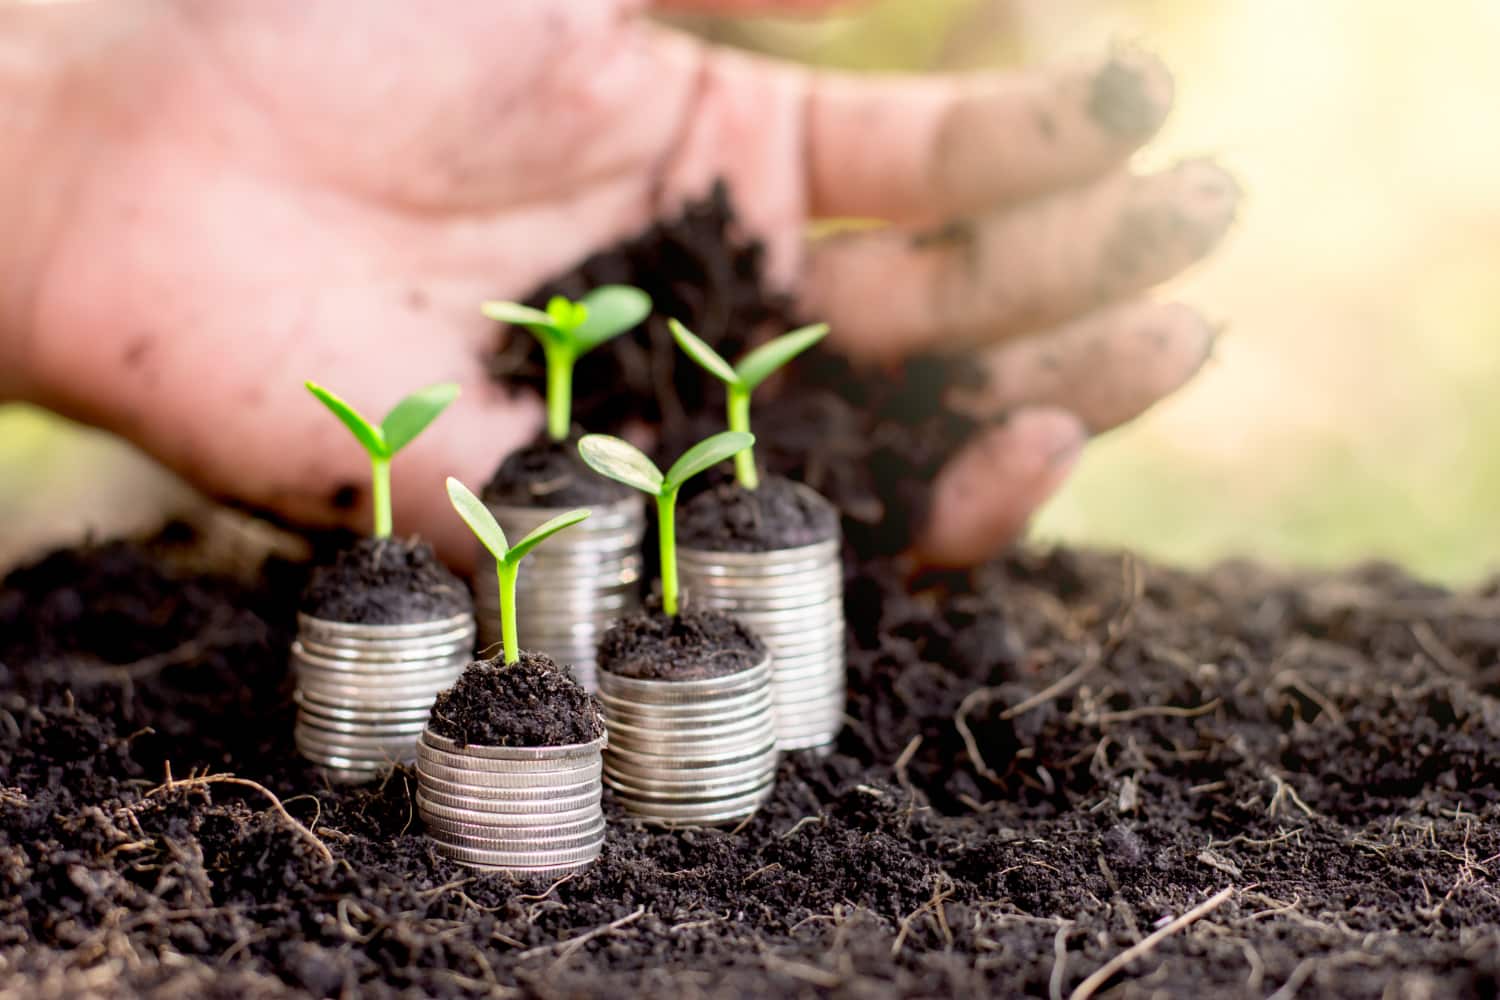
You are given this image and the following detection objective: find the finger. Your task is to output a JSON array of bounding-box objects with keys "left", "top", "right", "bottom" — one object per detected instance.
[
  {"left": 803, "top": 158, "right": 1240, "bottom": 363},
  {"left": 914, "top": 407, "right": 1085, "bottom": 568},
  {"left": 649, "top": 0, "right": 855, "bottom": 9},
  {"left": 806, "top": 47, "right": 1173, "bottom": 221},
  {"left": 959, "top": 300, "right": 1217, "bottom": 433}
]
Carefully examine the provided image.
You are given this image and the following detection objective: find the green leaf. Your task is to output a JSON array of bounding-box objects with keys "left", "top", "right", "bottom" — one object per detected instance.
[
  {"left": 546, "top": 296, "right": 590, "bottom": 334},
  {"left": 573, "top": 285, "right": 651, "bottom": 354},
  {"left": 480, "top": 300, "right": 565, "bottom": 346},
  {"left": 446, "top": 477, "right": 509, "bottom": 562},
  {"left": 664, "top": 431, "right": 755, "bottom": 491},
  {"left": 577, "top": 435, "right": 664, "bottom": 497},
  {"left": 306, "top": 382, "right": 387, "bottom": 458},
  {"left": 668, "top": 318, "right": 739, "bottom": 387},
  {"left": 380, "top": 382, "right": 459, "bottom": 455},
  {"left": 503, "top": 508, "right": 590, "bottom": 566},
  {"left": 734, "top": 323, "right": 830, "bottom": 392}
]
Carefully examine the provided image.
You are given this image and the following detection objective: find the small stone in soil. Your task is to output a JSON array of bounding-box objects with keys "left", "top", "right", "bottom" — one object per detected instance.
[
  {"left": 597, "top": 608, "right": 766, "bottom": 681},
  {"left": 298, "top": 536, "right": 471, "bottom": 625},
  {"left": 483, "top": 435, "right": 631, "bottom": 507},
  {"left": 677, "top": 476, "right": 840, "bottom": 553},
  {"left": 427, "top": 651, "right": 605, "bottom": 748}
]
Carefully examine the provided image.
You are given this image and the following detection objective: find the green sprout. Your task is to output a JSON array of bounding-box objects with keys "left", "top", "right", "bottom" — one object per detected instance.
[
  {"left": 668, "top": 319, "right": 829, "bottom": 490},
  {"left": 446, "top": 478, "right": 589, "bottom": 666},
  {"left": 482, "top": 286, "right": 652, "bottom": 443},
  {"left": 577, "top": 431, "right": 754, "bottom": 617},
  {"left": 305, "top": 381, "right": 460, "bottom": 538}
]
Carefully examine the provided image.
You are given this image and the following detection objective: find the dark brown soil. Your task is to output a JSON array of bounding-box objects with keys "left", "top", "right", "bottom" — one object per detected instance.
[
  {"left": 482, "top": 435, "right": 631, "bottom": 508},
  {"left": 299, "top": 536, "right": 472, "bottom": 625},
  {"left": 427, "top": 652, "right": 606, "bottom": 748},
  {"left": 5, "top": 538, "right": 1500, "bottom": 997},
  {"left": 678, "top": 476, "right": 840, "bottom": 553},
  {"left": 4, "top": 189, "right": 1499, "bottom": 998},
  {"left": 596, "top": 608, "right": 766, "bottom": 681}
]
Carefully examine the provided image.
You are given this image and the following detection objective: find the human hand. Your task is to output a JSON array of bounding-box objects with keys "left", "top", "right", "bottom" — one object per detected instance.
[{"left": 2, "top": 0, "right": 1236, "bottom": 569}]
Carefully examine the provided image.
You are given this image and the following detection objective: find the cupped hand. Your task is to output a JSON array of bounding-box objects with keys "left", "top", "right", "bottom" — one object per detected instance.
[{"left": 9, "top": 0, "right": 1236, "bottom": 569}]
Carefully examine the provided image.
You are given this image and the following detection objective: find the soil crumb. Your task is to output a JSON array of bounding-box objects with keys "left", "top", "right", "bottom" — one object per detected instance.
[
  {"left": 597, "top": 608, "right": 766, "bottom": 681},
  {"left": 428, "top": 652, "right": 605, "bottom": 748},
  {"left": 299, "top": 536, "right": 472, "bottom": 624},
  {"left": 678, "top": 476, "right": 840, "bottom": 553},
  {"left": 483, "top": 434, "right": 631, "bottom": 508}
]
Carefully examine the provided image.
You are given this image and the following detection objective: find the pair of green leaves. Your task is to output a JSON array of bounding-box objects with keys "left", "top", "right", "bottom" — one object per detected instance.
[
  {"left": 576, "top": 431, "right": 755, "bottom": 501},
  {"left": 305, "top": 382, "right": 460, "bottom": 461},
  {"left": 668, "top": 320, "right": 829, "bottom": 396},
  {"left": 446, "top": 479, "right": 589, "bottom": 570},
  {"left": 482, "top": 286, "right": 651, "bottom": 363}
]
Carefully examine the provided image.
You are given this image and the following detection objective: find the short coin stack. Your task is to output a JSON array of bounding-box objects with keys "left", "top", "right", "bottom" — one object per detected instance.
[
  {"left": 292, "top": 612, "right": 476, "bottom": 783},
  {"left": 475, "top": 497, "right": 644, "bottom": 691},
  {"left": 415, "top": 730, "right": 607, "bottom": 873},
  {"left": 597, "top": 655, "right": 778, "bottom": 825},
  {"left": 679, "top": 536, "right": 845, "bottom": 751}
]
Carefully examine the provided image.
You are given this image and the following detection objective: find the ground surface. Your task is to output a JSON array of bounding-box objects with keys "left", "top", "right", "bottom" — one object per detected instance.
[
  {"left": 3, "top": 537, "right": 1500, "bottom": 999},
  {"left": 4, "top": 193, "right": 1500, "bottom": 998}
]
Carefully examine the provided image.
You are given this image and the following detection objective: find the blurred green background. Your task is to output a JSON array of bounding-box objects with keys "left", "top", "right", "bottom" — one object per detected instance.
[{"left": 5, "top": 0, "right": 1499, "bottom": 582}]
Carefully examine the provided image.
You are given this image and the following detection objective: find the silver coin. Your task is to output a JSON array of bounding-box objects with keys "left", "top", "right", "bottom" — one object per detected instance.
[{"left": 426, "top": 837, "right": 603, "bottom": 871}]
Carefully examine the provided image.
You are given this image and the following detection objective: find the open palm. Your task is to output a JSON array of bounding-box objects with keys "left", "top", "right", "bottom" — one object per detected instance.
[{"left": 13, "top": 0, "right": 1236, "bottom": 567}]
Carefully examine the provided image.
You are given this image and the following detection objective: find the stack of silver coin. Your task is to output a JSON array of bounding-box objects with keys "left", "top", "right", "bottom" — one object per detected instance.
[
  {"left": 415, "top": 729, "right": 607, "bottom": 873},
  {"left": 679, "top": 536, "right": 845, "bottom": 751},
  {"left": 474, "top": 497, "right": 644, "bottom": 691},
  {"left": 597, "top": 655, "right": 778, "bottom": 825},
  {"left": 292, "top": 612, "right": 475, "bottom": 783}
]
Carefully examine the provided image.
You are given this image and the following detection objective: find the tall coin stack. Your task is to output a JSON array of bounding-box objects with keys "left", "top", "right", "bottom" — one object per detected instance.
[
  {"left": 475, "top": 497, "right": 644, "bottom": 690},
  {"left": 679, "top": 535, "right": 845, "bottom": 751},
  {"left": 292, "top": 612, "right": 476, "bottom": 783},
  {"left": 597, "top": 655, "right": 778, "bottom": 825},
  {"left": 415, "top": 730, "right": 607, "bottom": 873}
]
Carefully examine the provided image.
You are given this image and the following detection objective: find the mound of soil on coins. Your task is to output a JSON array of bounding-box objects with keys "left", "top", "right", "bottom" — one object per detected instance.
[{"left": 3, "top": 190, "right": 1498, "bottom": 997}]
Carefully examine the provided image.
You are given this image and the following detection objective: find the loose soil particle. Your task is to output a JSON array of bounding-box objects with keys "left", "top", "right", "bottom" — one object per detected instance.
[
  {"left": 427, "top": 652, "right": 606, "bottom": 748},
  {"left": 482, "top": 435, "right": 631, "bottom": 508},
  {"left": 298, "top": 536, "right": 472, "bottom": 625},
  {"left": 596, "top": 608, "right": 766, "bottom": 681},
  {"left": 678, "top": 476, "right": 840, "bottom": 553}
]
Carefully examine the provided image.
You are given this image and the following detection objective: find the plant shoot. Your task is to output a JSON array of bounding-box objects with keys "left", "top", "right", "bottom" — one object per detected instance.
[
  {"left": 446, "top": 478, "right": 589, "bottom": 665},
  {"left": 305, "top": 381, "right": 460, "bottom": 538},
  {"left": 577, "top": 431, "right": 753, "bottom": 616},
  {"left": 668, "top": 319, "right": 829, "bottom": 490},
  {"left": 482, "top": 286, "right": 652, "bottom": 442}
]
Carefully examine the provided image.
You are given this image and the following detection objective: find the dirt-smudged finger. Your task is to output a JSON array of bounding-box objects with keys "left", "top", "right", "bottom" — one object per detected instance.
[{"left": 915, "top": 407, "right": 1085, "bottom": 567}]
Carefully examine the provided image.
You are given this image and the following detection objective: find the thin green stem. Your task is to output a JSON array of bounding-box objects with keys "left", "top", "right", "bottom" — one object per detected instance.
[
  {"left": 728, "top": 387, "right": 757, "bottom": 490},
  {"left": 658, "top": 490, "right": 679, "bottom": 616},
  {"left": 545, "top": 344, "right": 575, "bottom": 442},
  {"left": 498, "top": 559, "right": 520, "bottom": 665},
  {"left": 371, "top": 456, "right": 392, "bottom": 537}
]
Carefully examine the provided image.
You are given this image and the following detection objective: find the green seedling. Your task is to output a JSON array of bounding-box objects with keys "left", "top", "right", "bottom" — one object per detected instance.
[
  {"left": 446, "top": 478, "right": 589, "bottom": 665},
  {"left": 578, "top": 431, "right": 754, "bottom": 617},
  {"left": 482, "top": 286, "right": 652, "bottom": 443},
  {"left": 305, "top": 381, "right": 460, "bottom": 538},
  {"left": 668, "top": 319, "right": 829, "bottom": 490}
]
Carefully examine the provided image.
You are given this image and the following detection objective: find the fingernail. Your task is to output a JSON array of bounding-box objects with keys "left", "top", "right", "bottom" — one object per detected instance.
[
  {"left": 1007, "top": 407, "right": 1088, "bottom": 470},
  {"left": 1173, "top": 159, "right": 1243, "bottom": 249},
  {"left": 1089, "top": 44, "right": 1174, "bottom": 139}
]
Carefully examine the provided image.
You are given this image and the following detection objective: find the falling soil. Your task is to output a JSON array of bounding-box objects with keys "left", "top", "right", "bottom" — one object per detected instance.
[
  {"left": 427, "top": 653, "right": 606, "bottom": 749},
  {"left": 299, "top": 536, "right": 472, "bottom": 625},
  {"left": 482, "top": 435, "right": 632, "bottom": 509},
  {"left": 596, "top": 608, "right": 767, "bottom": 682},
  {"left": 4, "top": 190, "right": 1500, "bottom": 998},
  {"left": 678, "top": 476, "right": 841, "bottom": 553}
]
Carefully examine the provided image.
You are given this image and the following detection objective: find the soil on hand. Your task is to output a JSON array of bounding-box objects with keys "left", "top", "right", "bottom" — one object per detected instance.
[
  {"left": 596, "top": 608, "right": 766, "bottom": 681},
  {"left": 298, "top": 536, "right": 472, "bottom": 625},
  {"left": 482, "top": 435, "right": 631, "bottom": 508},
  {"left": 678, "top": 476, "right": 840, "bottom": 553},
  {"left": 427, "top": 652, "right": 606, "bottom": 748}
]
